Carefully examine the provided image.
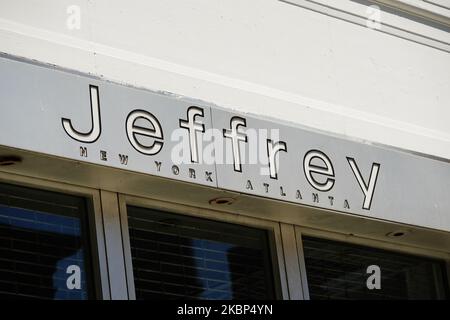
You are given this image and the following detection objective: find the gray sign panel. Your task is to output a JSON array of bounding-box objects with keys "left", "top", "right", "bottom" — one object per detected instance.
[
  {"left": 0, "top": 56, "right": 216, "bottom": 188},
  {"left": 213, "top": 109, "right": 450, "bottom": 231},
  {"left": 1, "top": 56, "right": 449, "bottom": 231}
]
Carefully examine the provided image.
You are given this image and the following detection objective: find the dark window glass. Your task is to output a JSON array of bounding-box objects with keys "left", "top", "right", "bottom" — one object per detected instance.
[
  {"left": 303, "top": 236, "right": 449, "bottom": 300},
  {"left": 0, "top": 183, "right": 93, "bottom": 299},
  {"left": 127, "top": 206, "right": 276, "bottom": 300}
]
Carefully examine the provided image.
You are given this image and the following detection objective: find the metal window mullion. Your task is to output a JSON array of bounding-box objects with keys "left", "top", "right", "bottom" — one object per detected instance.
[
  {"left": 294, "top": 226, "right": 310, "bottom": 300},
  {"left": 100, "top": 190, "right": 128, "bottom": 300},
  {"left": 280, "top": 223, "right": 305, "bottom": 300},
  {"left": 88, "top": 190, "right": 111, "bottom": 300},
  {"left": 118, "top": 194, "right": 136, "bottom": 300}
]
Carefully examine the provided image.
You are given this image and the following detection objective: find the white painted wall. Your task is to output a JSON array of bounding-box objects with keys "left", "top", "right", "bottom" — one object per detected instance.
[{"left": 1, "top": 0, "right": 449, "bottom": 159}]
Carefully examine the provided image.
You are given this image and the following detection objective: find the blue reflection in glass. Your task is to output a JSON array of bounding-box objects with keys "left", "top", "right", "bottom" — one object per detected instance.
[
  {"left": 0, "top": 204, "right": 87, "bottom": 299},
  {"left": 193, "top": 239, "right": 233, "bottom": 300}
]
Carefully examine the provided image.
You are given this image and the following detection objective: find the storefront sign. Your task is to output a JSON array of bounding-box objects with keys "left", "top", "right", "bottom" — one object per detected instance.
[{"left": 1, "top": 56, "right": 449, "bottom": 231}]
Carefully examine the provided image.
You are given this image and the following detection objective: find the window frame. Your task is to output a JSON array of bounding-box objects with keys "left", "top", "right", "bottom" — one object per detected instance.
[
  {"left": 295, "top": 225, "right": 450, "bottom": 300},
  {"left": 0, "top": 171, "right": 110, "bottom": 299},
  {"left": 118, "top": 193, "right": 289, "bottom": 300}
]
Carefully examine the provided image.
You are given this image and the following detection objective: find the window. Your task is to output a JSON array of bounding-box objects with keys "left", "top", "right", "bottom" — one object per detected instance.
[
  {"left": 127, "top": 206, "right": 276, "bottom": 299},
  {"left": 302, "top": 236, "right": 449, "bottom": 299},
  {"left": 0, "top": 183, "right": 93, "bottom": 299}
]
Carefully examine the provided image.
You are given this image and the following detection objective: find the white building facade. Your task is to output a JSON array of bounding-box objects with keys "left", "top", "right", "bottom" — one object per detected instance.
[{"left": 0, "top": 0, "right": 449, "bottom": 300}]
